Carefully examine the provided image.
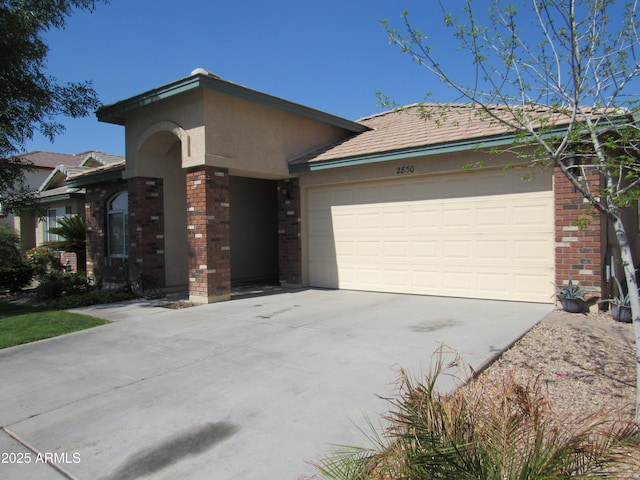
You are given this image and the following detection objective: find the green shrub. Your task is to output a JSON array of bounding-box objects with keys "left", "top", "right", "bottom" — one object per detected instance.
[
  {"left": 36, "top": 271, "right": 92, "bottom": 300},
  {"left": 0, "top": 261, "right": 34, "bottom": 292},
  {"left": 24, "top": 246, "right": 62, "bottom": 279},
  {"left": 0, "top": 225, "right": 34, "bottom": 292},
  {"left": 47, "top": 290, "right": 135, "bottom": 309}
]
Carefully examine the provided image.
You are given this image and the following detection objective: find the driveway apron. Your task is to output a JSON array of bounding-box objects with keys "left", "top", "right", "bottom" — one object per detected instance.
[{"left": 0, "top": 289, "right": 552, "bottom": 480}]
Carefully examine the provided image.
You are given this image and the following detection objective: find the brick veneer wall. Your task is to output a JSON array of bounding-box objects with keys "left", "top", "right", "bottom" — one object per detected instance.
[
  {"left": 128, "top": 177, "right": 165, "bottom": 287},
  {"left": 85, "top": 179, "right": 129, "bottom": 286},
  {"left": 59, "top": 252, "right": 77, "bottom": 272},
  {"left": 277, "top": 178, "right": 302, "bottom": 286},
  {"left": 186, "top": 166, "right": 231, "bottom": 303},
  {"left": 554, "top": 167, "right": 603, "bottom": 297}
]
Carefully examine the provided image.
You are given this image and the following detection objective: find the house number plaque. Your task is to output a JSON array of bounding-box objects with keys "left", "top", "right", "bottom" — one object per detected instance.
[{"left": 395, "top": 165, "right": 415, "bottom": 175}]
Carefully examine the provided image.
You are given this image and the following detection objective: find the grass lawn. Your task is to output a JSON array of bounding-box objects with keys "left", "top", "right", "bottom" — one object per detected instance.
[{"left": 0, "top": 301, "right": 109, "bottom": 349}]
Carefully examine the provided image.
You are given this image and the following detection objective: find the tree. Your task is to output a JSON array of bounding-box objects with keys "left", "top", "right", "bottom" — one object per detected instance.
[
  {"left": 45, "top": 214, "right": 86, "bottom": 273},
  {"left": 382, "top": 0, "right": 640, "bottom": 421},
  {"left": 0, "top": 0, "right": 106, "bottom": 214}
]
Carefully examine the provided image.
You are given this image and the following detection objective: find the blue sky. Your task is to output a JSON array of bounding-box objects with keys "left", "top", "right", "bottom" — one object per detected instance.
[
  {"left": 23, "top": 0, "right": 465, "bottom": 156},
  {"left": 22, "top": 0, "right": 635, "bottom": 157}
]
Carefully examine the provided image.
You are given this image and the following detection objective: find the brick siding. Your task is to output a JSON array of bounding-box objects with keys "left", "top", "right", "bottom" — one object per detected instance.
[
  {"left": 554, "top": 167, "right": 603, "bottom": 297},
  {"left": 186, "top": 166, "right": 231, "bottom": 302},
  {"left": 85, "top": 179, "right": 129, "bottom": 287},
  {"left": 127, "top": 177, "right": 165, "bottom": 287},
  {"left": 277, "top": 178, "right": 302, "bottom": 286}
]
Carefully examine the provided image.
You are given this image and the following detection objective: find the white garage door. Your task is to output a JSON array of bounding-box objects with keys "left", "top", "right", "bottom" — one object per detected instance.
[{"left": 307, "top": 168, "right": 554, "bottom": 303}]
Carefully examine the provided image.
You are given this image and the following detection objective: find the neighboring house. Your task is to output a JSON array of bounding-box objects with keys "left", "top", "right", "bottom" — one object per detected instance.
[
  {"left": 35, "top": 152, "right": 124, "bottom": 270},
  {"left": 1, "top": 151, "right": 86, "bottom": 249},
  {"left": 66, "top": 68, "right": 638, "bottom": 304},
  {"left": 1, "top": 151, "right": 124, "bottom": 271}
]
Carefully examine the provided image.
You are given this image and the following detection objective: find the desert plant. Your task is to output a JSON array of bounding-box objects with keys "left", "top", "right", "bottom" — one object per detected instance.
[
  {"left": 601, "top": 277, "right": 633, "bottom": 323},
  {"left": 44, "top": 214, "right": 87, "bottom": 273},
  {"left": 553, "top": 276, "right": 586, "bottom": 300},
  {"left": 315, "top": 352, "right": 640, "bottom": 480},
  {"left": 602, "top": 277, "right": 631, "bottom": 308}
]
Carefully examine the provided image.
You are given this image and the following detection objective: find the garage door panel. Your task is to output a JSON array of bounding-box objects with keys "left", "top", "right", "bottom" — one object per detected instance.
[
  {"left": 513, "top": 203, "right": 553, "bottom": 227},
  {"left": 307, "top": 169, "right": 554, "bottom": 303},
  {"left": 412, "top": 241, "right": 439, "bottom": 259},
  {"left": 357, "top": 212, "right": 380, "bottom": 229},
  {"left": 411, "top": 209, "right": 440, "bottom": 230},
  {"left": 477, "top": 206, "right": 510, "bottom": 227},
  {"left": 514, "top": 239, "right": 553, "bottom": 261},
  {"left": 442, "top": 240, "right": 473, "bottom": 259},
  {"left": 477, "top": 240, "right": 510, "bottom": 260}
]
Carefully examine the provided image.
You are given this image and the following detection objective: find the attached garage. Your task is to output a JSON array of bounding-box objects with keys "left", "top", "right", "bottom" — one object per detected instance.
[{"left": 306, "top": 167, "right": 554, "bottom": 303}]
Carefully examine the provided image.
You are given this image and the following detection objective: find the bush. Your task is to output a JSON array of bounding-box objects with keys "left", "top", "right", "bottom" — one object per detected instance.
[
  {"left": 47, "top": 290, "right": 135, "bottom": 309},
  {"left": 0, "top": 225, "right": 34, "bottom": 292},
  {"left": 24, "top": 246, "right": 62, "bottom": 279},
  {"left": 36, "top": 271, "right": 92, "bottom": 300},
  {"left": 0, "top": 261, "right": 34, "bottom": 292}
]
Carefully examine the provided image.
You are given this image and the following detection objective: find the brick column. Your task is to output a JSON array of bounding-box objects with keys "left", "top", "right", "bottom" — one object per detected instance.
[
  {"left": 554, "top": 167, "right": 603, "bottom": 298},
  {"left": 85, "top": 180, "right": 128, "bottom": 287},
  {"left": 128, "top": 177, "right": 165, "bottom": 286},
  {"left": 186, "top": 166, "right": 231, "bottom": 303},
  {"left": 277, "top": 178, "right": 302, "bottom": 286}
]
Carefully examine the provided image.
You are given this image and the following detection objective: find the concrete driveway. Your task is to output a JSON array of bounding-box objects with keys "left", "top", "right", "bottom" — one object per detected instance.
[{"left": 0, "top": 289, "right": 552, "bottom": 480}]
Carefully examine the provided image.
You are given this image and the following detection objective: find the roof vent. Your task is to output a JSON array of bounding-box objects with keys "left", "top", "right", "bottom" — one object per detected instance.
[{"left": 191, "top": 68, "right": 220, "bottom": 79}]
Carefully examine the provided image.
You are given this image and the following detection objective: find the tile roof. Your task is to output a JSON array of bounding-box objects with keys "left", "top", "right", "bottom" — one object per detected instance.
[
  {"left": 17, "top": 151, "right": 85, "bottom": 169},
  {"left": 67, "top": 159, "right": 126, "bottom": 181},
  {"left": 81, "top": 151, "right": 125, "bottom": 166},
  {"left": 37, "top": 152, "right": 125, "bottom": 191},
  {"left": 289, "top": 103, "right": 612, "bottom": 166}
]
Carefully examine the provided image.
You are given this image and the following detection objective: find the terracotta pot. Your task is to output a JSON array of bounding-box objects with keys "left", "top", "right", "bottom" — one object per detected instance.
[{"left": 612, "top": 304, "right": 632, "bottom": 323}]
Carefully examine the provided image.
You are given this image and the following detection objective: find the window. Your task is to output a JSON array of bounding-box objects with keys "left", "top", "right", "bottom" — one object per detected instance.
[
  {"left": 45, "top": 206, "right": 71, "bottom": 242},
  {"left": 108, "top": 191, "right": 128, "bottom": 257}
]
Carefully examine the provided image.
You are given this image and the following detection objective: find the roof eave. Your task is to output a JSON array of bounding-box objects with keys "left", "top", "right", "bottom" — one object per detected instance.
[
  {"left": 36, "top": 191, "right": 85, "bottom": 203},
  {"left": 289, "top": 133, "right": 521, "bottom": 173},
  {"left": 96, "top": 73, "right": 369, "bottom": 134},
  {"left": 67, "top": 166, "right": 125, "bottom": 187}
]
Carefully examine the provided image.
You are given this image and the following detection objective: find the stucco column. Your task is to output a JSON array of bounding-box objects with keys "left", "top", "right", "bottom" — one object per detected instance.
[{"left": 186, "top": 166, "right": 231, "bottom": 303}]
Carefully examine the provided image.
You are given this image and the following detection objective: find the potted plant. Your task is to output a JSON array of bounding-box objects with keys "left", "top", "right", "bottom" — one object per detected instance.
[
  {"left": 554, "top": 277, "right": 587, "bottom": 313},
  {"left": 601, "top": 277, "right": 632, "bottom": 323}
]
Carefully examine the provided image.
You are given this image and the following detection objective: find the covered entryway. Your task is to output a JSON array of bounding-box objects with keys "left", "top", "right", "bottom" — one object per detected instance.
[
  {"left": 306, "top": 168, "right": 554, "bottom": 303},
  {"left": 230, "top": 176, "right": 279, "bottom": 286}
]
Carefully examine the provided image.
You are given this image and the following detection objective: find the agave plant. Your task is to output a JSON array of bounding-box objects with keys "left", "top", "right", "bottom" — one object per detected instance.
[
  {"left": 601, "top": 277, "right": 633, "bottom": 323},
  {"left": 553, "top": 276, "right": 586, "bottom": 300},
  {"left": 315, "top": 350, "right": 640, "bottom": 480},
  {"left": 45, "top": 214, "right": 86, "bottom": 273}
]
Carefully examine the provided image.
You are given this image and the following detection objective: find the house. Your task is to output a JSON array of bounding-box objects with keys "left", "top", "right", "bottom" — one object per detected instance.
[
  {"left": 1, "top": 150, "right": 86, "bottom": 249},
  {"left": 35, "top": 152, "right": 125, "bottom": 270},
  {"left": 67, "top": 68, "right": 633, "bottom": 304},
  {"left": 1, "top": 151, "right": 124, "bottom": 271}
]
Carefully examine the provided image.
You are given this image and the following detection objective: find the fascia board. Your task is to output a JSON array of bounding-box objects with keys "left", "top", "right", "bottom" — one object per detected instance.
[
  {"left": 97, "top": 74, "right": 368, "bottom": 134},
  {"left": 67, "top": 167, "right": 124, "bottom": 188}
]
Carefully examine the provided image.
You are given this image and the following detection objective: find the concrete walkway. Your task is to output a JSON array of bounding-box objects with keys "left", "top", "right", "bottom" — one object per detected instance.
[{"left": 0, "top": 289, "right": 552, "bottom": 480}]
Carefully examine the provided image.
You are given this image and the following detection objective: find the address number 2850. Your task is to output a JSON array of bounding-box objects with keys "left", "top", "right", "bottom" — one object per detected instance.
[{"left": 396, "top": 165, "right": 415, "bottom": 175}]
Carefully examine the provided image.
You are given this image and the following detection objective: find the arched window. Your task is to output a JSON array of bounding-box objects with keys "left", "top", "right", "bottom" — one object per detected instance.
[{"left": 108, "top": 191, "right": 128, "bottom": 257}]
